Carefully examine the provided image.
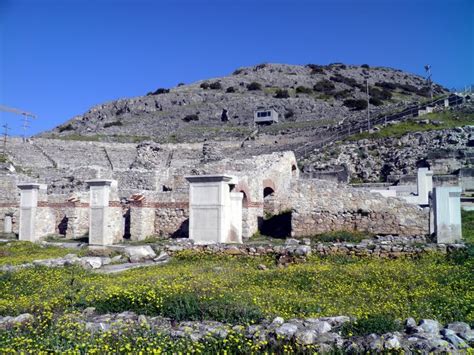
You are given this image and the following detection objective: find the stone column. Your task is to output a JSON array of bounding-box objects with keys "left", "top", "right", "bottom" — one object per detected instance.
[
  {"left": 86, "top": 179, "right": 123, "bottom": 245},
  {"left": 3, "top": 215, "right": 12, "bottom": 234},
  {"left": 185, "top": 175, "right": 242, "bottom": 244},
  {"left": 229, "top": 192, "right": 243, "bottom": 243},
  {"left": 130, "top": 202, "right": 155, "bottom": 241},
  {"left": 417, "top": 168, "right": 433, "bottom": 206},
  {"left": 18, "top": 183, "right": 43, "bottom": 242},
  {"left": 434, "top": 186, "right": 462, "bottom": 244}
]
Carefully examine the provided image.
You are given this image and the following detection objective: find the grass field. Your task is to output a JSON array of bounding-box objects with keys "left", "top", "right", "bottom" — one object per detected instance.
[
  {"left": 1, "top": 212, "right": 473, "bottom": 352},
  {"left": 346, "top": 109, "right": 474, "bottom": 141}
]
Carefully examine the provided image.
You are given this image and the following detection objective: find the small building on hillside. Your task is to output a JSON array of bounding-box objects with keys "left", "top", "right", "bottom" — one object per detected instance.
[{"left": 254, "top": 108, "right": 278, "bottom": 125}]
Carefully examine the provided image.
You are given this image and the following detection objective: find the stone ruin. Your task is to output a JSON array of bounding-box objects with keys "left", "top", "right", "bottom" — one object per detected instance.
[{"left": 0, "top": 144, "right": 464, "bottom": 245}]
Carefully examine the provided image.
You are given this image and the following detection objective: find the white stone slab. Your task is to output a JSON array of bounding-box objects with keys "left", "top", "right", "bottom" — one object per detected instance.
[
  {"left": 3, "top": 215, "right": 12, "bottom": 234},
  {"left": 186, "top": 175, "right": 243, "bottom": 244},
  {"left": 434, "top": 186, "right": 462, "bottom": 244}
]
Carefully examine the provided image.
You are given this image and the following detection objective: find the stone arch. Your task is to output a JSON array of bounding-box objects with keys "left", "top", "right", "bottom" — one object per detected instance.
[
  {"left": 262, "top": 179, "right": 277, "bottom": 214},
  {"left": 263, "top": 179, "right": 276, "bottom": 197},
  {"left": 235, "top": 182, "right": 250, "bottom": 208}
]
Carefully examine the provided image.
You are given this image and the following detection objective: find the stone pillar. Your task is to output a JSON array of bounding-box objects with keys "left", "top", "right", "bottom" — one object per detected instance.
[
  {"left": 229, "top": 192, "right": 243, "bottom": 243},
  {"left": 417, "top": 168, "right": 433, "bottom": 206},
  {"left": 434, "top": 186, "right": 462, "bottom": 244},
  {"left": 86, "top": 179, "right": 123, "bottom": 246},
  {"left": 185, "top": 175, "right": 242, "bottom": 244},
  {"left": 18, "top": 183, "right": 45, "bottom": 242},
  {"left": 3, "top": 215, "right": 12, "bottom": 234},
  {"left": 130, "top": 206, "right": 155, "bottom": 241}
]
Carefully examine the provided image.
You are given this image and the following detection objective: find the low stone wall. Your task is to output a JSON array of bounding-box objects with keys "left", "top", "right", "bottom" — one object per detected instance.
[
  {"left": 291, "top": 180, "right": 429, "bottom": 237},
  {"left": 156, "top": 235, "right": 460, "bottom": 259},
  {"left": 2, "top": 311, "right": 471, "bottom": 352}
]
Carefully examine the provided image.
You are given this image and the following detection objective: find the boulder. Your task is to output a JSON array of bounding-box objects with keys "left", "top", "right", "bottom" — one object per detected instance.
[
  {"left": 418, "top": 319, "right": 441, "bottom": 334},
  {"left": 81, "top": 257, "right": 103, "bottom": 269},
  {"left": 275, "top": 323, "right": 298, "bottom": 339},
  {"left": 295, "top": 329, "right": 317, "bottom": 345},
  {"left": 124, "top": 246, "right": 156, "bottom": 262}
]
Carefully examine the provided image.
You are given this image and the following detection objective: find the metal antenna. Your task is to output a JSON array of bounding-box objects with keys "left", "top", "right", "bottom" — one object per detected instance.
[
  {"left": 2, "top": 123, "right": 10, "bottom": 157},
  {"left": 21, "top": 115, "right": 31, "bottom": 142},
  {"left": 0, "top": 105, "right": 37, "bottom": 142},
  {"left": 366, "top": 71, "right": 370, "bottom": 130},
  {"left": 424, "top": 64, "right": 433, "bottom": 99}
]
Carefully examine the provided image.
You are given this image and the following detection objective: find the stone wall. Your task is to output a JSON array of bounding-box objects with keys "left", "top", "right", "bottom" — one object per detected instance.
[
  {"left": 292, "top": 179, "right": 429, "bottom": 237},
  {"left": 47, "top": 193, "right": 90, "bottom": 239}
]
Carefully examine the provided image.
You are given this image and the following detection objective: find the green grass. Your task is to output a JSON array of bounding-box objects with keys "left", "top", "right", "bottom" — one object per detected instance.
[
  {"left": 462, "top": 210, "right": 474, "bottom": 244},
  {"left": 307, "top": 230, "right": 370, "bottom": 243},
  {"left": 1, "top": 249, "right": 473, "bottom": 324},
  {"left": 0, "top": 241, "right": 74, "bottom": 266},
  {"left": 346, "top": 109, "right": 474, "bottom": 141},
  {"left": 1, "top": 234, "right": 473, "bottom": 352}
]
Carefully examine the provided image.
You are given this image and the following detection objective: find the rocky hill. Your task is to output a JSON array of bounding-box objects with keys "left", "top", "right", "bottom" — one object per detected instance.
[
  {"left": 302, "top": 103, "right": 474, "bottom": 183},
  {"left": 40, "top": 63, "right": 446, "bottom": 143}
]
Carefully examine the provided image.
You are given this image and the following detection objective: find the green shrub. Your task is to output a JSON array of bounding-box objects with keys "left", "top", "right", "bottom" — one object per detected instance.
[
  {"left": 313, "top": 80, "right": 335, "bottom": 93},
  {"left": 161, "top": 292, "right": 264, "bottom": 323},
  {"left": 284, "top": 109, "right": 295, "bottom": 119},
  {"left": 295, "top": 86, "right": 312, "bottom": 94},
  {"left": 182, "top": 114, "right": 199, "bottom": 122},
  {"left": 369, "top": 97, "right": 384, "bottom": 106},
  {"left": 200, "top": 82, "right": 210, "bottom": 90},
  {"left": 397, "top": 83, "right": 418, "bottom": 93},
  {"left": 375, "top": 81, "right": 397, "bottom": 90},
  {"left": 361, "top": 64, "right": 370, "bottom": 69},
  {"left": 226, "top": 86, "right": 235, "bottom": 93},
  {"left": 58, "top": 123, "right": 74, "bottom": 133},
  {"left": 147, "top": 88, "right": 169, "bottom": 95},
  {"left": 209, "top": 81, "right": 222, "bottom": 90},
  {"left": 417, "top": 86, "right": 432, "bottom": 97},
  {"left": 370, "top": 87, "right": 392, "bottom": 100},
  {"left": 341, "top": 314, "right": 403, "bottom": 336},
  {"left": 103, "top": 121, "right": 123, "bottom": 128},
  {"left": 274, "top": 89, "right": 290, "bottom": 98},
  {"left": 332, "top": 89, "right": 351, "bottom": 99},
  {"left": 330, "top": 73, "right": 358, "bottom": 87},
  {"left": 309, "top": 230, "right": 368, "bottom": 243},
  {"left": 329, "top": 63, "right": 347, "bottom": 69},
  {"left": 306, "top": 64, "right": 325, "bottom": 74},
  {"left": 247, "top": 82, "right": 262, "bottom": 91},
  {"left": 343, "top": 99, "right": 368, "bottom": 110}
]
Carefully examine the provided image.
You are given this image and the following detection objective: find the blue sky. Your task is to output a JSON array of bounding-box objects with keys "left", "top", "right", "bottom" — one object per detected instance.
[{"left": 0, "top": 0, "right": 473, "bottom": 136}]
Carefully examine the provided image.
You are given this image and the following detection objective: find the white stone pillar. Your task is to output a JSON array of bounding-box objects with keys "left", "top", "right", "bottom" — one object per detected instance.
[
  {"left": 3, "top": 215, "right": 12, "bottom": 234},
  {"left": 229, "top": 192, "right": 243, "bottom": 243},
  {"left": 434, "top": 186, "right": 462, "bottom": 244},
  {"left": 185, "top": 175, "right": 242, "bottom": 244},
  {"left": 417, "top": 168, "right": 433, "bottom": 206},
  {"left": 18, "top": 183, "right": 42, "bottom": 242},
  {"left": 86, "top": 179, "right": 123, "bottom": 245}
]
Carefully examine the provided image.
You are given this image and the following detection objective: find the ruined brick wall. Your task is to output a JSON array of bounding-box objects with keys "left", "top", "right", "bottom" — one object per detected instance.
[
  {"left": 129, "top": 191, "right": 189, "bottom": 239},
  {"left": 292, "top": 179, "right": 429, "bottom": 237},
  {"left": 46, "top": 193, "right": 89, "bottom": 239}
]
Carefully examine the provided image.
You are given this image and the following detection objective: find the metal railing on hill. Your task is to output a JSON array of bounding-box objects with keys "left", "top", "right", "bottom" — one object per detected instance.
[{"left": 294, "top": 94, "right": 464, "bottom": 157}]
